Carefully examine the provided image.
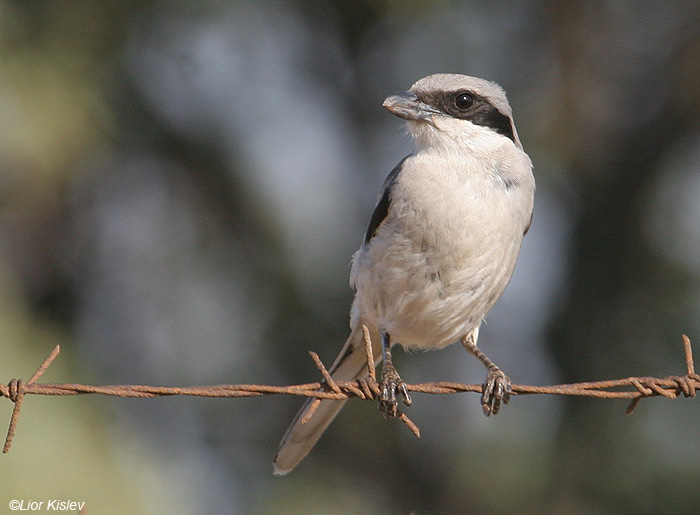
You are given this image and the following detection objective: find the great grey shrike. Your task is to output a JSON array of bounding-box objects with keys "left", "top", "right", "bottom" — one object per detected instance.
[{"left": 273, "top": 73, "right": 535, "bottom": 475}]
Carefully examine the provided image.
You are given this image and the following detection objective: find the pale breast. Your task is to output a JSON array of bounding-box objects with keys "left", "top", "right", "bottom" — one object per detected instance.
[{"left": 350, "top": 151, "right": 531, "bottom": 350}]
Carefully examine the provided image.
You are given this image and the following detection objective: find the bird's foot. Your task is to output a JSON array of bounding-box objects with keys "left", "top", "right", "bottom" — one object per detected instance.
[
  {"left": 379, "top": 363, "right": 412, "bottom": 419},
  {"left": 481, "top": 368, "right": 511, "bottom": 416}
]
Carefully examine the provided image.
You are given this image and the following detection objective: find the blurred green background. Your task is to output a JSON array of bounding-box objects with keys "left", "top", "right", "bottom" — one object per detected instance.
[{"left": 1, "top": 1, "right": 700, "bottom": 513}]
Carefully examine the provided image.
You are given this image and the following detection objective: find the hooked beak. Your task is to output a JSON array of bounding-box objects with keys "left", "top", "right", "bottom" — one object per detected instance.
[{"left": 383, "top": 91, "right": 440, "bottom": 122}]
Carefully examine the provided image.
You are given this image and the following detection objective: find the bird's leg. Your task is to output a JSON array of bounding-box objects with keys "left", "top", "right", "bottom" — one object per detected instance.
[
  {"left": 461, "top": 332, "right": 511, "bottom": 416},
  {"left": 378, "top": 332, "right": 412, "bottom": 419}
]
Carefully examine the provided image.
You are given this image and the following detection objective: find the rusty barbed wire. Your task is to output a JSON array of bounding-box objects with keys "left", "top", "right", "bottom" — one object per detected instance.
[{"left": 1, "top": 331, "right": 698, "bottom": 453}]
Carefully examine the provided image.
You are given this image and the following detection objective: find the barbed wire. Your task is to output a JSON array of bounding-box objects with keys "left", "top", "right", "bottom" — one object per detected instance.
[{"left": 1, "top": 329, "right": 698, "bottom": 453}]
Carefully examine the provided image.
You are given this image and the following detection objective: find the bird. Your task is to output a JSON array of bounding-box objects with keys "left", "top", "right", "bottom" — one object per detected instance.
[{"left": 273, "top": 73, "right": 535, "bottom": 475}]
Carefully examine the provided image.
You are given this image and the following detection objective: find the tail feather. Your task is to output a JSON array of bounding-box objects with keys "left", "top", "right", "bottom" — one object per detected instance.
[{"left": 273, "top": 324, "right": 380, "bottom": 475}]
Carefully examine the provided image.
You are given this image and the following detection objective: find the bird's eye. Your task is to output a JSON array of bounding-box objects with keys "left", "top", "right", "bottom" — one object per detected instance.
[{"left": 454, "top": 92, "right": 474, "bottom": 110}]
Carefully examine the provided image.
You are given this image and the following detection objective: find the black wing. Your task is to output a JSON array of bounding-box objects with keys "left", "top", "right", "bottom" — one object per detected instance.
[
  {"left": 363, "top": 156, "right": 408, "bottom": 244},
  {"left": 523, "top": 211, "right": 533, "bottom": 236}
]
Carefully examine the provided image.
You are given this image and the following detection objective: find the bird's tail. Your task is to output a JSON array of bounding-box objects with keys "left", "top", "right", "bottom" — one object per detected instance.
[{"left": 273, "top": 323, "right": 381, "bottom": 475}]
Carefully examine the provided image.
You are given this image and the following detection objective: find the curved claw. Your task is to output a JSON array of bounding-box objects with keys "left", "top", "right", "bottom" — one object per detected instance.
[
  {"left": 481, "top": 369, "right": 511, "bottom": 416},
  {"left": 379, "top": 364, "right": 412, "bottom": 419}
]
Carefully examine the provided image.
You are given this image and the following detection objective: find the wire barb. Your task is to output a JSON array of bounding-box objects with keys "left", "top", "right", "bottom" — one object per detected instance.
[
  {"left": 1, "top": 338, "right": 698, "bottom": 453},
  {"left": 309, "top": 351, "right": 342, "bottom": 395},
  {"left": 683, "top": 334, "right": 695, "bottom": 376},
  {"left": 2, "top": 345, "right": 61, "bottom": 453},
  {"left": 362, "top": 325, "right": 376, "bottom": 382}
]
